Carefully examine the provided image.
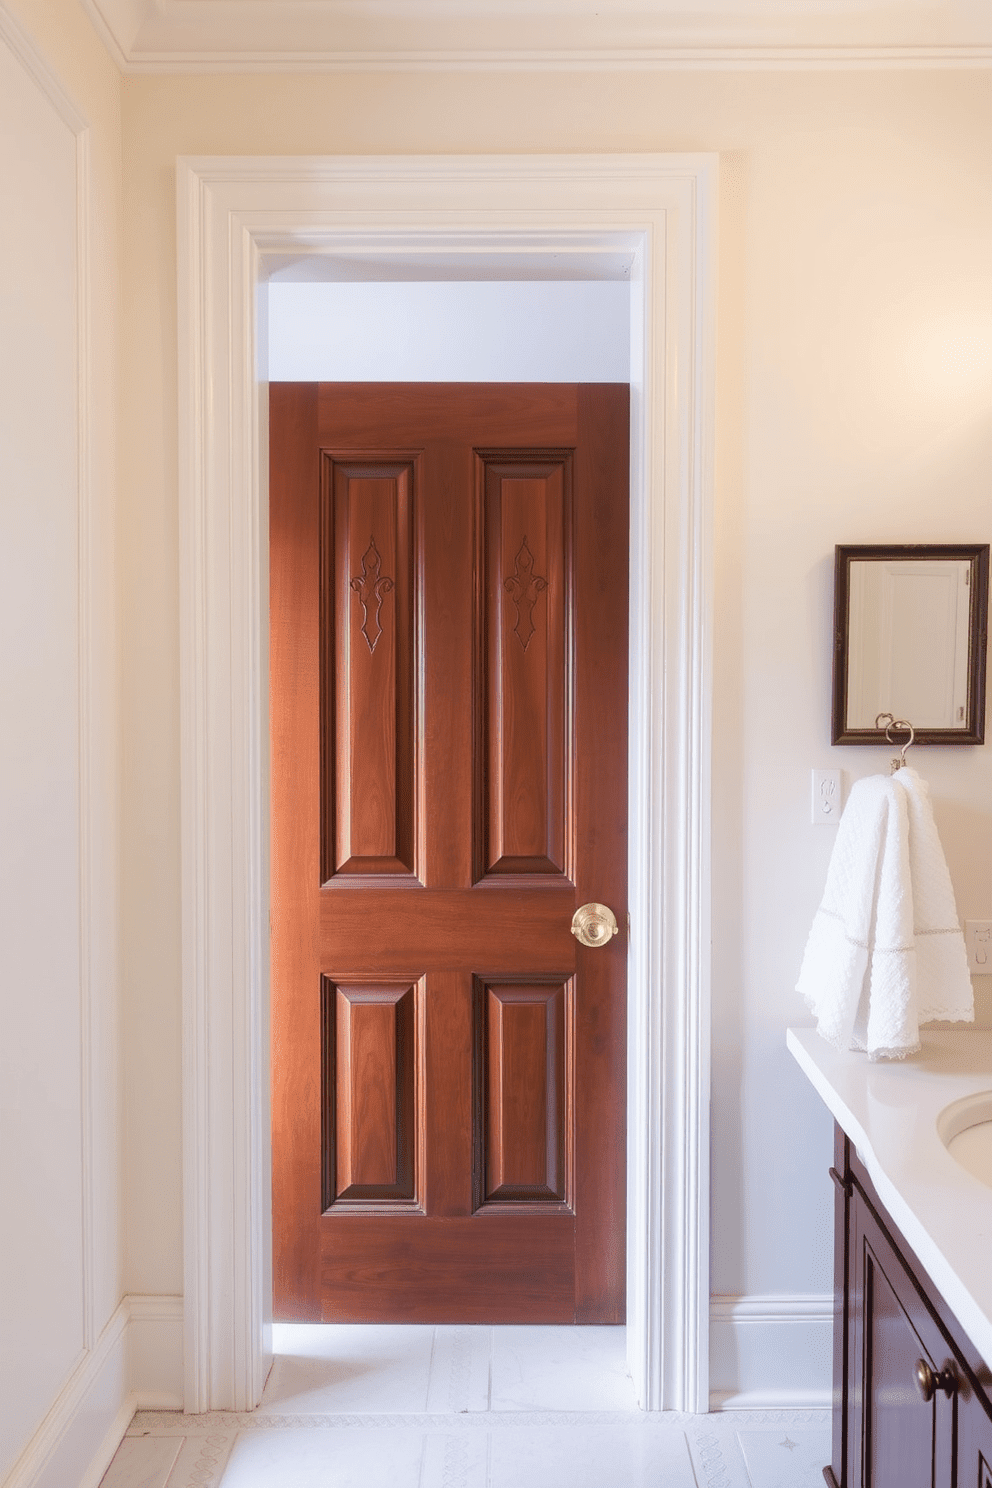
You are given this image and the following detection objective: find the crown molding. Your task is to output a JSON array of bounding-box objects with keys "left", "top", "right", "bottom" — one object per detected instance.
[
  {"left": 100, "top": 45, "right": 992, "bottom": 74},
  {"left": 0, "top": 0, "right": 88, "bottom": 124},
  {"left": 78, "top": 0, "right": 133, "bottom": 72},
  {"left": 78, "top": 0, "right": 992, "bottom": 73}
]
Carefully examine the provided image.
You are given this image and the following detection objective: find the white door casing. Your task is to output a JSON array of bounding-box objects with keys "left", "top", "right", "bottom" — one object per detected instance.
[{"left": 176, "top": 153, "right": 716, "bottom": 1413}]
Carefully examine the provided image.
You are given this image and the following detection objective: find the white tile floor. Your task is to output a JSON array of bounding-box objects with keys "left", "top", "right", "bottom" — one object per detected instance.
[{"left": 103, "top": 1325, "right": 831, "bottom": 1488}]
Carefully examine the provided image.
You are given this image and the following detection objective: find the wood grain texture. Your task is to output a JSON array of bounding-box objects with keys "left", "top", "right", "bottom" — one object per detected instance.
[
  {"left": 571, "top": 383, "right": 628, "bottom": 1321},
  {"left": 320, "top": 886, "right": 575, "bottom": 974},
  {"left": 423, "top": 971, "right": 473, "bottom": 1217},
  {"left": 320, "top": 1214, "right": 575, "bottom": 1323},
  {"left": 321, "top": 455, "right": 419, "bottom": 880},
  {"left": 478, "top": 979, "right": 569, "bottom": 1206},
  {"left": 272, "top": 383, "right": 628, "bottom": 1323},
  {"left": 476, "top": 454, "right": 571, "bottom": 881},
  {"left": 325, "top": 980, "right": 419, "bottom": 1206}
]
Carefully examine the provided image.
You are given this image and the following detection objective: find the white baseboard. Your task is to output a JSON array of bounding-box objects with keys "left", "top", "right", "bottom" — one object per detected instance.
[
  {"left": 75, "top": 1401, "right": 140, "bottom": 1488},
  {"left": 709, "top": 1293, "right": 833, "bottom": 1410},
  {"left": 3, "top": 1302, "right": 130, "bottom": 1488},
  {"left": 127, "top": 1294, "right": 184, "bottom": 1410},
  {"left": 2, "top": 1295, "right": 184, "bottom": 1488}
]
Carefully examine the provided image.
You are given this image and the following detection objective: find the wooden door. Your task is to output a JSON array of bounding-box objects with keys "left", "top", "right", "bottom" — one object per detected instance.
[{"left": 270, "top": 383, "right": 628, "bottom": 1324}]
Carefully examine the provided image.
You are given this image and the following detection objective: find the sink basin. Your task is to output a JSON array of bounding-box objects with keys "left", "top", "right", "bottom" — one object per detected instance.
[{"left": 937, "top": 1092, "right": 992, "bottom": 1189}]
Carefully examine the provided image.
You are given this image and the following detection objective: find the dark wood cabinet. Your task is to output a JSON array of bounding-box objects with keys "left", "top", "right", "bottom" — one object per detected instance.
[
  {"left": 960, "top": 1388, "right": 992, "bottom": 1488},
  {"left": 828, "top": 1123, "right": 992, "bottom": 1488}
]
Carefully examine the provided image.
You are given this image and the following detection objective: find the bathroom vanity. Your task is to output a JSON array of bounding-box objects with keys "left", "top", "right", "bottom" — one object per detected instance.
[{"left": 788, "top": 1027, "right": 992, "bottom": 1488}]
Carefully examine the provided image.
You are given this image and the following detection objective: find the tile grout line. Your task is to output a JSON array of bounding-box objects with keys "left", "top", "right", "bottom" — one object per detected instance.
[{"left": 130, "top": 1407, "right": 831, "bottom": 1431}]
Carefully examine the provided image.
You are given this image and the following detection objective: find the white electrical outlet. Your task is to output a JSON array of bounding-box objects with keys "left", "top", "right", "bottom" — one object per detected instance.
[
  {"left": 811, "top": 768, "right": 842, "bottom": 825},
  {"left": 964, "top": 921, "right": 992, "bottom": 975}
]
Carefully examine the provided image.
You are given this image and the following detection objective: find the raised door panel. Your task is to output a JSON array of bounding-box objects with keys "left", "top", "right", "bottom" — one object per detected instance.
[
  {"left": 321, "top": 455, "right": 419, "bottom": 882},
  {"left": 476, "top": 453, "right": 572, "bottom": 883},
  {"left": 959, "top": 1391, "right": 992, "bottom": 1488},
  {"left": 321, "top": 979, "right": 423, "bottom": 1210},
  {"left": 851, "top": 1189, "right": 955, "bottom": 1488},
  {"left": 476, "top": 978, "right": 571, "bottom": 1209},
  {"left": 865, "top": 1252, "right": 938, "bottom": 1488}
]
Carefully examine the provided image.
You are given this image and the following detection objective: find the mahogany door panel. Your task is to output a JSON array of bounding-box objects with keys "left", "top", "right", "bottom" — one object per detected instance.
[
  {"left": 477, "top": 977, "right": 571, "bottom": 1208},
  {"left": 319, "top": 886, "right": 576, "bottom": 973},
  {"left": 322, "top": 977, "right": 422, "bottom": 1209},
  {"left": 477, "top": 452, "right": 571, "bottom": 881},
  {"left": 320, "top": 1214, "right": 575, "bottom": 1324},
  {"left": 322, "top": 455, "right": 419, "bottom": 882},
  {"left": 271, "top": 382, "right": 628, "bottom": 1323}
]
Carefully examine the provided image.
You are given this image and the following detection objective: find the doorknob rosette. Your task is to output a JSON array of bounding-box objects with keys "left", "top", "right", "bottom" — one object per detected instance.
[{"left": 571, "top": 903, "right": 620, "bottom": 948}]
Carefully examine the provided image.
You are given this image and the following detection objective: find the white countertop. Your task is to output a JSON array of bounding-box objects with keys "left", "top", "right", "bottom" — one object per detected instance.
[{"left": 788, "top": 1025, "right": 992, "bottom": 1365}]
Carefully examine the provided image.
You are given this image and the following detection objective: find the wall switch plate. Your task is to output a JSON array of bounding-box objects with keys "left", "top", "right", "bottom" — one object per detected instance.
[
  {"left": 964, "top": 921, "right": 992, "bottom": 975},
  {"left": 812, "top": 768, "right": 842, "bottom": 825}
]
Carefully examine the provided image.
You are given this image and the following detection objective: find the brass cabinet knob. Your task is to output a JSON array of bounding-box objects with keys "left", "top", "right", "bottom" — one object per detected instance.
[
  {"left": 571, "top": 903, "right": 620, "bottom": 948},
  {"left": 914, "top": 1358, "right": 956, "bottom": 1402}
]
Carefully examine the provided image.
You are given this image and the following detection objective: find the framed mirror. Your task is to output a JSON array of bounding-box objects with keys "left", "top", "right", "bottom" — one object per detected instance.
[{"left": 832, "top": 543, "right": 990, "bottom": 745}]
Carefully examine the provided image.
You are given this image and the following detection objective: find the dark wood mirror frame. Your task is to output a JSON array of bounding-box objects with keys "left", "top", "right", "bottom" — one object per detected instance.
[{"left": 832, "top": 542, "right": 990, "bottom": 746}]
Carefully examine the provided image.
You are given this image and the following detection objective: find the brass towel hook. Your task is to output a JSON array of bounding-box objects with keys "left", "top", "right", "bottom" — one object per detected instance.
[{"left": 875, "top": 712, "right": 916, "bottom": 773}]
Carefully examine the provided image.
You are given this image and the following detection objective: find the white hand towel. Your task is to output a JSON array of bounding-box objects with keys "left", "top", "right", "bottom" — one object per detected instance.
[
  {"left": 797, "top": 774, "right": 916, "bottom": 1060},
  {"left": 892, "top": 768, "right": 974, "bottom": 1027},
  {"left": 797, "top": 768, "right": 973, "bottom": 1060}
]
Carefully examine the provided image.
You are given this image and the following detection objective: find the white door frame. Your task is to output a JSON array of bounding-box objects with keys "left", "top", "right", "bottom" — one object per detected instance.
[{"left": 176, "top": 153, "right": 716, "bottom": 1414}]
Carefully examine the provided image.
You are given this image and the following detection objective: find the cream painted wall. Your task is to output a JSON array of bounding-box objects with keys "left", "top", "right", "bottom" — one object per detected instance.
[
  {"left": 0, "top": 0, "right": 122, "bottom": 1476},
  {"left": 120, "top": 70, "right": 992, "bottom": 1313}
]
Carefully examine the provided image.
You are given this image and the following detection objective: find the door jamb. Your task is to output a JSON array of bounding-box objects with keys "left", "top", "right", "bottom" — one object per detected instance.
[{"left": 177, "top": 153, "right": 716, "bottom": 1413}]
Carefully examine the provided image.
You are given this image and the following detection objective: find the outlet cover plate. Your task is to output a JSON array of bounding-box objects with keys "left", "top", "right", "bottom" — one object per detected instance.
[
  {"left": 964, "top": 921, "right": 992, "bottom": 975},
  {"left": 812, "top": 768, "right": 842, "bottom": 825}
]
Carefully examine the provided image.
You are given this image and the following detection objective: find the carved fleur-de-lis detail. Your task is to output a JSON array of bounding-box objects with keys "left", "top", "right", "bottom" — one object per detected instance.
[
  {"left": 350, "top": 537, "right": 394, "bottom": 655},
  {"left": 503, "top": 537, "right": 548, "bottom": 651}
]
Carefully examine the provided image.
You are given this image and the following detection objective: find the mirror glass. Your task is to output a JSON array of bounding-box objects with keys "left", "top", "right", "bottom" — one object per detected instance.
[{"left": 832, "top": 544, "right": 989, "bottom": 745}]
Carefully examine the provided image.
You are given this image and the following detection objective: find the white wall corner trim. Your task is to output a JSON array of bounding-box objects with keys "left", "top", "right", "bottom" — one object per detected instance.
[
  {"left": 177, "top": 152, "right": 716, "bottom": 1413},
  {"left": 709, "top": 1294, "right": 834, "bottom": 1410},
  {"left": 0, "top": 0, "right": 96, "bottom": 1356},
  {"left": 0, "top": 9, "right": 123, "bottom": 1488}
]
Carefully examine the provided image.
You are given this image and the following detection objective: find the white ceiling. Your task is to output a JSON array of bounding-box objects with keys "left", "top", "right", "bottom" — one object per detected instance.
[{"left": 83, "top": 0, "right": 992, "bottom": 70}]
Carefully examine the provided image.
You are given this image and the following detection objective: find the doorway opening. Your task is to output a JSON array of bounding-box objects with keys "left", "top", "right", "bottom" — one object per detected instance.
[
  {"left": 266, "top": 277, "right": 631, "bottom": 1332},
  {"left": 177, "top": 153, "right": 715, "bottom": 1414}
]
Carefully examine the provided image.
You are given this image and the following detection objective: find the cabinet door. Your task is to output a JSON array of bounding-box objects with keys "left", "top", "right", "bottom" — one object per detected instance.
[
  {"left": 850, "top": 1189, "right": 956, "bottom": 1488},
  {"left": 958, "top": 1378, "right": 992, "bottom": 1488}
]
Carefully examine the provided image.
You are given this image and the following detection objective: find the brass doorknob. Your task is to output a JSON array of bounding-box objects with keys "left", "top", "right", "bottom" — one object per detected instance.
[
  {"left": 571, "top": 903, "right": 619, "bottom": 948},
  {"left": 914, "top": 1358, "right": 956, "bottom": 1402}
]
